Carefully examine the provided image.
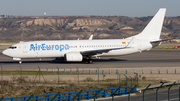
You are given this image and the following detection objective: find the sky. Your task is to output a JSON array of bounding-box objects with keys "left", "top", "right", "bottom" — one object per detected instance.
[{"left": 0, "top": 0, "right": 179, "bottom": 17}]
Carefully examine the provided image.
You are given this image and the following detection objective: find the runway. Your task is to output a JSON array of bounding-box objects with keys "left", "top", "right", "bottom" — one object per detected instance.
[{"left": 0, "top": 49, "right": 180, "bottom": 70}]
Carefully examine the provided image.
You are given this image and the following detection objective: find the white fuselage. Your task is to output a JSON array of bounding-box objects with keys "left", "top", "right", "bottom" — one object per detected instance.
[{"left": 2, "top": 39, "right": 153, "bottom": 59}]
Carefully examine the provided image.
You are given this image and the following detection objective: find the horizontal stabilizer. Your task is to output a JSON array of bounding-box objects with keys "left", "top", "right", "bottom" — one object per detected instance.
[{"left": 150, "top": 39, "right": 172, "bottom": 43}]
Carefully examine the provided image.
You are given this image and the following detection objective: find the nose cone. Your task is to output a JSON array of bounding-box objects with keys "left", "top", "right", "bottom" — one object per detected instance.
[{"left": 2, "top": 49, "right": 9, "bottom": 56}]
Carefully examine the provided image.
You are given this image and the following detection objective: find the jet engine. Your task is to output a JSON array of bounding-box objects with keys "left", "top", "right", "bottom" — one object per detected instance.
[{"left": 64, "top": 52, "right": 83, "bottom": 62}]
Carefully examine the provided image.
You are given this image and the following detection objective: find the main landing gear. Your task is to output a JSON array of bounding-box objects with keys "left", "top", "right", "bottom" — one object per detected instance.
[
  {"left": 82, "top": 58, "right": 93, "bottom": 64},
  {"left": 88, "top": 59, "right": 93, "bottom": 64}
]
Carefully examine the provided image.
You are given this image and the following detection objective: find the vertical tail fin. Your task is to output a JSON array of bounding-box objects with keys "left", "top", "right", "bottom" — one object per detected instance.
[{"left": 128, "top": 8, "right": 166, "bottom": 40}]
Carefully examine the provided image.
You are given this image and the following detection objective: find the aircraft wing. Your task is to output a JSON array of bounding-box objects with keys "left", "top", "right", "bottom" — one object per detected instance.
[
  {"left": 81, "top": 37, "right": 134, "bottom": 56},
  {"left": 80, "top": 47, "right": 125, "bottom": 56}
]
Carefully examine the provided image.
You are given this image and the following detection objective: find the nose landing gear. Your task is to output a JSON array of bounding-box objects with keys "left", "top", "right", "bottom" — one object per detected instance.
[{"left": 19, "top": 61, "right": 22, "bottom": 64}]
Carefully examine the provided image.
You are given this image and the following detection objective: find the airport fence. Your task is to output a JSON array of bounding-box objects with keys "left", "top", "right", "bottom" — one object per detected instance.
[
  {"left": 1, "top": 86, "right": 137, "bottom": 101},
  {"left": 1, "top": 81, "right": 180, "bottom": 101},
  {"left": 0, "top": 66, "right": 139, "bottom": 87},
  {"left": 137, "top": 81, "right": 180, "bottom": 101},
  {"left": 0, "top": 65, "right": 179, "bottom": 87},
  {"left": 0, "top": 65, "right": 180, "bottom": 101}
]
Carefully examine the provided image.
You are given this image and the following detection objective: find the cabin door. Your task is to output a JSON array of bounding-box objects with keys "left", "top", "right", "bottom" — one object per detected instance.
[{"left": 23, "top": 44, "right": 28, "bottom": 53}]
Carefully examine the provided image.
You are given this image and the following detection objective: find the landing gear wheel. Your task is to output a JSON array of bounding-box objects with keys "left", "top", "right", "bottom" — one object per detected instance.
[
  {"left": 88, "top": 59, "right": 93, "bottom": 64},
  {"left": 19, "top": 61, "right": 22, "bottom": 64}
]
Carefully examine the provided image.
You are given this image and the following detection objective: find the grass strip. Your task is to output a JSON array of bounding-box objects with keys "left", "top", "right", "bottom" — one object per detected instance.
[{"left": 154, "top": 45, "right": 178, "bottom": 49}]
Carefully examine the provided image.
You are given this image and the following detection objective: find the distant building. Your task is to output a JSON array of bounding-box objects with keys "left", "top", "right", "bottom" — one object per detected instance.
[{"left": 0, "top": 15, "right": 5, "bottom": 18}]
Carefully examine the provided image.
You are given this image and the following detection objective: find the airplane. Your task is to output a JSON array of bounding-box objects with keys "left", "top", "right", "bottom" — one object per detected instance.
[{"left": 2, "top": 8, "right": 166, "bottom": 64}]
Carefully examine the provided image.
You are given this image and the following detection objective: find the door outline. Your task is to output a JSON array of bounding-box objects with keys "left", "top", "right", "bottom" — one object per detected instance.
[{"left": 23, "top": 44, "right": 28, "bottom": 53}]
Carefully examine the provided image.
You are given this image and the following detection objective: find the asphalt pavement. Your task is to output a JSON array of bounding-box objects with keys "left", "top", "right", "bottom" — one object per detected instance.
[
  {"left": 97, "top": 87, "right": 180, "bottom": 101},
  {"left": 0, "top": 49, "right": 180, "bottom": 70}
]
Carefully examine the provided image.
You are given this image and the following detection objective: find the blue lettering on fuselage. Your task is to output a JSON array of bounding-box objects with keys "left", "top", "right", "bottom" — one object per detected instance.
[{"left": 29, "top": 44, "right": 69, "bottom": 51}]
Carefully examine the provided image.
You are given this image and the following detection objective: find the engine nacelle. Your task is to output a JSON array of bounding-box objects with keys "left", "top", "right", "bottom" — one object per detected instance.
[{"left": 64, "top": 52, "right": 83, "bottom": 62}]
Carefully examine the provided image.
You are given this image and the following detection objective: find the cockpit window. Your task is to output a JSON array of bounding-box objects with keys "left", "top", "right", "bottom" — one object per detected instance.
[{"left": 9, "top": 46, "right": 17, "bottom": 49}]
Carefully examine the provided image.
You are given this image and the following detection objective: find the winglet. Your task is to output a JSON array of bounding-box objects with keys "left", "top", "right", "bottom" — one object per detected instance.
[{"left": 89, "top": 35, "right": 93, "bottom": 40}]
